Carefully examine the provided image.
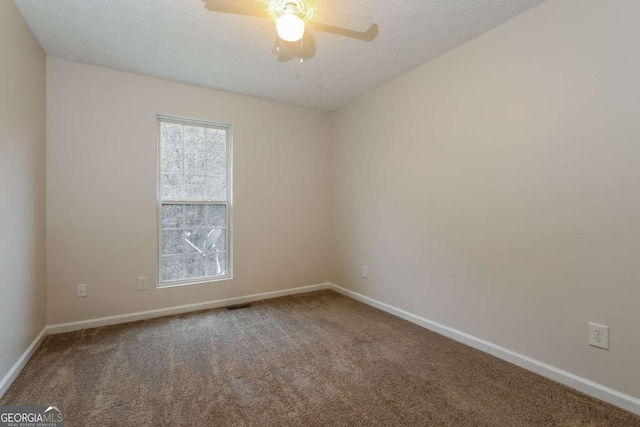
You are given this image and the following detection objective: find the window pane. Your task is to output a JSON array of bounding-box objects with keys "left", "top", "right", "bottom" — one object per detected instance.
[
  {"left": 161, "top": 122, "right": 182, "bottom": 147},
  {"left": 184, "top": 126, "right": 205, "bottom": 152},
  {"left": 160, "top": 121, "right": 227, "bottom": 203},
  {"left": 184, "top": 150, "right": 206, "bottom": 176},
  {"left": 207, "top": 204, "right": 226, "bottom": 227},
  {"left": 162, "top": 205, "right": 226, "bottom": 254},
  {"left": 206, "top": 228, "right": 226, "bottom": 251},
  {"left": 162, "top": 230, "right": 184, "bottom": 255},
  {"left": 206, "top": 176, "right": 226, "bottom": 201},
  {"left": 183, "top": 229, "right": 208, "bottom": 253},
  {"left": 206, "top": 150, "right": 226, "bottom": 177},
  {"left": 206, "top": 128, "right": 226, "bottom": 152},
  {"left": 206, "top": 252, "right": 226, "bottom": 277},
  {"left": 161, "top": 204, "right": 183, "bottom": 228},
  {"left": 161, "top": 174, "right": 183, "bottom": 199},
  {"left": 162, "top": 256, "right": 184, "bottom": 281},
  {"left": 185, "top": 253, "right": 206, "bottom": 279},
  {"left": 184, "top": 204, "right": 207, "bottom": 227},
  {"left": 184, "top": 175, "right": 206, "bottom": 199},
  {"left": 161, "top": 147, "right": 183, "bottom": 174}
]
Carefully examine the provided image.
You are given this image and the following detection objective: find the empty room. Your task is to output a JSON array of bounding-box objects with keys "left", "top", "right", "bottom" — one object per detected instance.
[{"left": 1, "top": 0, "right": 639, "bottom": 425}]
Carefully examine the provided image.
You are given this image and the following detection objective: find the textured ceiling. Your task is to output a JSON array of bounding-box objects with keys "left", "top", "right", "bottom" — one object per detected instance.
[{"left": 15, "top": 0, "right": 546, "bottom": 110}]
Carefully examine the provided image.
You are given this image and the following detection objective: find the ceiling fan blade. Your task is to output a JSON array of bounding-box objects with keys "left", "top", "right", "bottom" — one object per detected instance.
[
  {"left": 203, "top": 0, "right": 268, "bottom": 18},
  {"left": 311, "top": 8, "right": 373, "bottom": 33},
  {"left": 311, "top": 23, "right": 379, "bottom": 42}
]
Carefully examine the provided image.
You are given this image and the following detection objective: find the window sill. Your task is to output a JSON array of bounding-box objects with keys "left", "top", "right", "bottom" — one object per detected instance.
[{"left": 156, "top": 275, "right": 233, "bottom": 289}]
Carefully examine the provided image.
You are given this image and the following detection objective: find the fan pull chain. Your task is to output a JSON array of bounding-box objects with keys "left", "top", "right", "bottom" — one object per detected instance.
[{"left": 300, "top": 37, "right": 304, "bottom": 63}]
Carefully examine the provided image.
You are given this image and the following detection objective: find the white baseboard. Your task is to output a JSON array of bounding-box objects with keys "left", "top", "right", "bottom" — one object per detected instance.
[
  {"left": 47, "top": 283, "right": 332, "bottom": 335},
  {"left": 327, "top": 283, "right": 640, "bottom": 416},
  {"left": 0, "top": 327, "right": 48, "bottom": 398}
]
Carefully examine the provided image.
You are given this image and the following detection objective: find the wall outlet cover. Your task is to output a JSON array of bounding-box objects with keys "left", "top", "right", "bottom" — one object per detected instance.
[
  {"left": 588, "top": 322, "right": 609, "bottom": 350},
  {"left": 77, "top": 283, "right": 87, "bottom": 298}
]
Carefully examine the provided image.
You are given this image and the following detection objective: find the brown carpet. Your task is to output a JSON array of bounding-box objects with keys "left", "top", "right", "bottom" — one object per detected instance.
[{"left": 2, "top": 290, "right": 639, "bottom": 426}]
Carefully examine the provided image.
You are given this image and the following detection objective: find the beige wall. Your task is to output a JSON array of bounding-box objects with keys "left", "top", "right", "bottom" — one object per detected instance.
[
  {"left": 46, "top": 57, "right": 330, "bottom": 324},
  {"left": 330, "top": 0, "right": 640, "bottom": 399},
  {"left": 0, "top": 2, "right": 47, "bottom": 383},
  {"left": 15, "top": 0, "right": 640, "bottom": 404}
]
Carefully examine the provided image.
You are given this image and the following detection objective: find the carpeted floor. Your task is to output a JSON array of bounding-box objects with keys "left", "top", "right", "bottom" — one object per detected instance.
[{"left": 2, "top": 290, "right": 639, "bottom": 426}]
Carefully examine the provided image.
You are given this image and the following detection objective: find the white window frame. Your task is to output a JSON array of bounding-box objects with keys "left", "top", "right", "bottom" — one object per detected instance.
[{"left": 156, "top": 115, "right": 233, "bottom": 288}]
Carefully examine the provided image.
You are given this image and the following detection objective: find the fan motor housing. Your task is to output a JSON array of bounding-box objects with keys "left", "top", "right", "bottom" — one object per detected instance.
[{"left": 268, "top": 0, "right": 315, "bottom": 22}]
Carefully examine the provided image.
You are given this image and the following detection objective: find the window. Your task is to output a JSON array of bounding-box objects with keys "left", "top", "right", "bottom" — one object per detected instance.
[{"left": 157, "top": 116, "right": 232, "bottom": 286}]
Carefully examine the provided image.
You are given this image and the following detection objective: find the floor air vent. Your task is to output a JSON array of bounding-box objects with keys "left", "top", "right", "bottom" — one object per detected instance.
[{"left": 226, "top": 303, "right": 252, "bottom": 310}]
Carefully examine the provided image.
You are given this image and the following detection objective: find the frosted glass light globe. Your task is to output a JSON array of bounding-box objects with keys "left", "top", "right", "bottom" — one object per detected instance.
[{"left": 276, "top": 13, "right": 305, "bottom": 42}]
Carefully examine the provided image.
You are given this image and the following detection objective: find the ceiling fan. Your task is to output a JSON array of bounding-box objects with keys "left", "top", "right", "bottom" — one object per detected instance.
[{"left": 202, "top": 0, "right": 378, "bottom": 61}]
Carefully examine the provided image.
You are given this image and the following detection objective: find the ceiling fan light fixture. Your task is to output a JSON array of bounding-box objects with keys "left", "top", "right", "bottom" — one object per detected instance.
[{"left": 276, "top": 13, "right": 305, "bottom": 42}]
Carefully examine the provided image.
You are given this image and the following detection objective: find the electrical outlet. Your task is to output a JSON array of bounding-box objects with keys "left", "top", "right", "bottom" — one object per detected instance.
[
  {"left": 588, "top": 322, "right": 609, "bottom": 350},
  {"left": 77, "top": 283, "right": 87, "bottom": 298},
  {"left": 362, "top": 266, "right": 368, "bottom": 279},
  {"left": 137, "top": 276, "right": 148, "bottom": 291}
]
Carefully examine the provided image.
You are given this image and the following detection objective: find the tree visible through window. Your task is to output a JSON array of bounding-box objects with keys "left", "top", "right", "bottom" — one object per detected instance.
[{"left": 158, "top": 116, "right": 231, "bottom": 286}]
